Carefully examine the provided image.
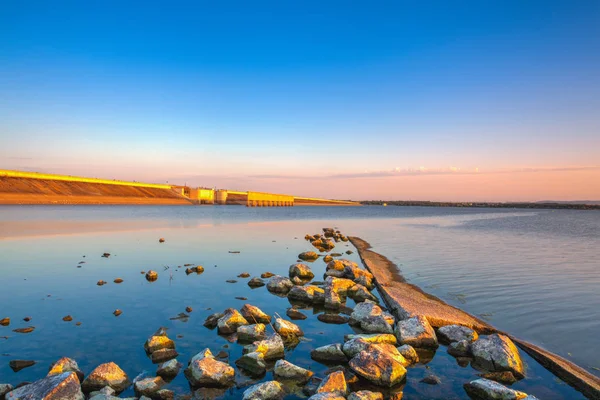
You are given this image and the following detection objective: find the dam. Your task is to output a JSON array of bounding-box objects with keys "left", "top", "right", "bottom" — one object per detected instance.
[{"left": 0, "top": 170, "right": 360, "bottom": 206}]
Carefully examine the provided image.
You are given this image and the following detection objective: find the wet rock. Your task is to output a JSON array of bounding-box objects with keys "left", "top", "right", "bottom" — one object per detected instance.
[
  {"left": 13, "top": 327, "right": 35, "bottom": 334},
  {"left": 235, "top": 352, "right": 266, "bottom": 376},
  {"left": 238, "top": 273, "right": 250, "bottom": 278},
  {"left": 343, "top": 333, "right": 397, "bottom": 345},
  {"left": 317, "top": 313, "right": 349, "bottom": 324},
  {"left": 349, "top": 301, "right": 393, "bottom": 334},
  {"left": 298, "top": 251, "right": 319, "bottom": 261},
  {"left": 134, "top": 376, "right": 165, "bottom": 398},
  {"left": 240, "top": 304, "right": 271, "bottom": 324},
  {"left": 6, "top": 372, "right": 83, "bottom": 400},
  {"left": 448, "top": 340, "right": 471, "bottom": 357},
  {"left": 146, "top": 271, "right": 158, "bottom": 282},
  {"left": 243, "top": 334, "right": 285, "bottom": 360},
  {"left": 81, "top": 362, "right": 131, "bottom": 393},
  {"left": 261, "top": 272, "right": 275, "bottom": 279},
  {"left": 145, "top": 335, "right": 176, "bottom": 353},
  {"left": 346, "top": 250, "right": 353, "bottom": 254},
  {"left": 348, "top": 284, "right": 377, "bottom": 303},
  {"left": 342, "top": 339, "right": 408, "bottom": 366},
  {"left": 248, "top": 277, "right": 266, "bottom": 287},
  {"left": 288, "top": 285, "right": 325, "bottom": 304},
  {"left": 395, "top": 316, "right": 438, "bottom": 348},
  {"left": 242, "top": 380, "right": 285, "bottom": 400},
  {"left": 437, "top": 325, "right": 478, "bottom": 344},
  {"left": 113, "top": 309, "right": 122, "bottom": 317},
  {"left": 203, "top": 313, "right": 224, "bottom": 329},
  {"left": 478, "top": 371, "right": 518, "bottom": 385},
  {"left": 348, "top": 391, "right": 384, "bottom": 400},
  {"left": 185, "top": 349, "right": 235, "bottom": 387},
  {"left": 289, "top": 263, "right": 315, "bottom": 280},
  {"left": 326, "top": 276, "right": 356, "bottom": 295},
  {"left": 310, "top": 344, "right": 348, "bottom": 363},
  {"left": 225, "top": 279, "right": 237, "bottom": 283},
  {"left": 48, "top": 357, "right": 84, "bottom": 381},
  {"left": 186, "top": 306, "right": 193, "bottom": 313},
  {"left": 308, "top": 393, "right": 346, "bottom": 400},
  {"left": 88, "top": 386, "right": 116, "bottom": 398},
  {"left": 113, "top": 278, "right": 123, "bottom": 284},
  {"left": 311, "top": 239, "right": 336, "bottom": 251},
  {"left": 471, "top": 334, "right": 524, "bottom": 379},
  {"left": 0, "top": 384, "right": 14, "bottom": 399},
  {"left": 62, "top": 315, "right": 73, "bottom": 322},
  {"left": 323, "top": 255, "right": 333, "bottom": 263},
  {"left": 0, "top": 318, "right": 9, "bottom": 327},
  {"left": 273, "top": 359, "right": 314, "bottom": 383},
  {"left": 349, "top": 349, "right": 407, "bottom": 387},
  {"left": 9, "top": 360, "right": 36, "bottom": 372},
  {"left": 397, "top": 345, "right": 419, "bottom": 364},
  {"left": 273, "top": 317, "right": 303, "bottom": 339},
  {"left": 159, "top": 238, "right": 165, "bottom": 243},
  {"left": 316, "top": 371, "right": 347, "bottom": 395},
  {"left": 237, "top": 324, "right": 266, "bottom": 342},
  {"left": 151, "top": 349, "right": 179, "bottom": 364},
  {"left": 286, "top": 307, "right": 307, "bottom": 320},
  {"left": 324, "top": 287, "right": 343, "bottom": 309},
  {"left": 217, "top": 308, "right": 249, "bottom": 334},
  {"left": 97, "top": 281, "right": 107, "bottom": 286},
  {"left": 267, "top": 276, "right": 294, "bottom": 294},
  {"left": 420, "top": 374, "right": 441, "bottom": 385},
  {"left": 463, "top": 378, "right": 532, "bottom": 400},
  {"left": 102, "top": 253, "right": 110, "bottom": 258},
  {"left": 157, "top": 359, "right": 182, "bottom": 379}
]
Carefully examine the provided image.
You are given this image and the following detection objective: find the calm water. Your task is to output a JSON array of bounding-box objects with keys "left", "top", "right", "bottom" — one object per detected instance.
[{"left": 0, "top": 205, "right": 598, "bottom": 399}]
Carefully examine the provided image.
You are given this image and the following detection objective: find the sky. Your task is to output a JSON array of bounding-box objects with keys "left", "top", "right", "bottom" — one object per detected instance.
[{"left": 1, "top": 1, "right": 599, "bottom": 201}]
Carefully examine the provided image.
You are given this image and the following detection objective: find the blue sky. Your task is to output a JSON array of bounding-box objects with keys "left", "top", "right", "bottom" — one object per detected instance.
[{"left": 1, "top": 1, "right": 599, "bottom": 200}]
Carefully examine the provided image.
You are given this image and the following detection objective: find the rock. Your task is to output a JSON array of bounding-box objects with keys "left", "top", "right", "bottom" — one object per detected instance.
[
  {"left": 261, "top": 272, "right": 275, "bottom": 278},
  {"left": 289, "top": 263, "right": 315, "bottom": 280},
  {"left": 235, "top": 352, "right": 266, "bottom": 376},
  {"left": 225, "top": 279, "right": 237, "bottom": 283},
  {"left": 238, "top": 272, "right": 250, "bottom": 278},
  {"left": 97, "top": 280, "right": 107, "bottom": 286},
  {"left": 113, "top": 309, "right": 122, "bottom": 317},
  {"left": 420, "top": 374, "right": 441, "bottom": 385},
  {"left": 323, "top": 255, "right": 333, "bottom": 263},
  {"left": 145, "top": 335, "right": 175, "bottom": 353},
  {"left": 326, "top": 276, "right": 356, "bottom": 295},
  {"left": 9, "top": 360, "right": 36, "bottom": 372},
  {"left": 62, "top": 315, "right": 73, "bottom": 322},
  {"left": 470, "top": 334, "right": 524, "bottom": 379},
  {"left": 348, "top": 284, "right": 377, "bottom": 303},
  {"left": 267, "top": 275, "right": 294, "bottom": 294},
  {"left": 0, "top": 384, "right": 14, "bottom": 399},
  {"left": 248, "top": 277, "right": 266, "bottom": 287},
  {"left": 478, "top": 371, "right": 518, "bottom": 385},
  {"left": 157, "top": 359, "right": 182, "bottom": 379},
  {"left": 308, "top": 394, "right": 346, "bottom": 400},
  {"left": 311, "top": 344, "right": 348, "bottom": 363},
  {"left": 102, "top": 253, "right": 110, "bottom": 258},
  {"left": 464, "top": 378, "right": 531, "bottom": 400},
  {"left": 244, "top": 334, "right": 285, "bottom": 360},
  {"left": 237, "top": 324, "right": 266, "bottom": 342},
  {"left": 395, "top": 316, "right": 438, "bottom": 348},
  {"left": 273, "top": 317, "right": 303, "bottom": 339},
  {"left": 349, "top": 349, "right": 407, "bottom": 387},
  {"left": 288, "top": 285, "right": 325, "bottom": 304},
  {"left": 240, "top": 304, "right": 271, "bottom": 324},
  {"left": 448, "top": 340, "right": 471, "bottom": 357},
  {"left": 151, "top": 349, "right": 179, "bottom": 363},
  {"left": 317, "top": 313, "right": 349, "bottom": 324},
  {"left": 13, "top": 327, "right": 35, "bottom": 334},
  {"left": 316, "top": 371, "right": 347, "bottom": 395},
  {"left": 242, "top": 381, "right": 285, "bottom": 400},
  {"left": 397, "top": 345, "right": 419, "bottom": 364},
  {"left": 81, "top": 362, "right": 131, "bottom": 393},
  {"left": 145, "top": 271, "right": 158, "bottom": 282},
  {"left": 298, "top": 251, "right": 319, "bottom": 261},
  {"left": 348, "top": 391, "right": 384, "bottom": 400},
  {"left": 344, "top": 333, "right": 397, "bottom": 345},
  {"left": 0, "top": 318, "right": 9, "bottom": 326},
  {"left": 217, "top": 308, "right": 248, "bottom": 334},
  {"left": 324, "top": 287, "right": 343, "bottom": 309},
  {"left": 88, "top": 386, "right": 116, "bottom": 398},
  {"left": 349, "top": 301, "right": 393, "bottom": 334},
  {"left": 346, "top": 250, "right": 353, "bottom": 254},
  {"left": 342, "top": 339, "right": 408, "bottom": 366},
  {"left": 203, "top": 313, "right": 224, "bottom": 329},
  {"left": 48, "top": 357, "right": 84, "bottom": 381},
  {"left": 134, "top": 376, "right": 165, "bottom": 398},
  {"left": 273, "top": 360, "right": 314, "bottom": 383},
  {"left": 159, "top": 238, "right": 165, "bottom": 243},
  {"left": 184, "top": 349, "right": 235, "bottom": 387},
  {"left": 437, "top": 325, "right": 478, "bottom": 343},
  {"left": 113, "top": 278, "right": 123, "bottom": 284},
  {"left": 6, "top": 372, "right": 83, "bottom": 400},
  {"left": 286, "top": 307, "right": 307, "bottom": 320}
]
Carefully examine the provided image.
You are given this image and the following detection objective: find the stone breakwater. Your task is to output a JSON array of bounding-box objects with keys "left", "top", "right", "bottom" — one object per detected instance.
[{"left": 0, "top": 228, "right": 592, "bottom": 399}]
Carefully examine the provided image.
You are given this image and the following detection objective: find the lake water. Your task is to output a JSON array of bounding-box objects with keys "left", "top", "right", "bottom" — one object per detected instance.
[{"left": 0, "top": 205, "right": 598, "bottom": 399}]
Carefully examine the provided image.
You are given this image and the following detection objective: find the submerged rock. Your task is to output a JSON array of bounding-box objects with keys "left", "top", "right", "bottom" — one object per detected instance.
[
  {"left": 240, "top": 304, "right": 271, "bottom": 324},
  {"left": 286, "top": 307, "right": 307, "bottom": 320},
  {"left": 267, "top": 276, "right": 294, "bottom": 294},
  {"left": 185, "top": 349, "right": 235, "bottom": 388},
  {"left": 242, "top": 381, "right": 285, "bottom": 400},
  {"left": 463, "top": 378, "right": 533, "bottom": 400},
  {"left": 48, "top": 357, "right": 84, "bottom": 382},
  {"left": 421, "top": 374, "right": 442, "bottom": 385},
  {"left": 248, "top": 277, "right": 266, "bottom": 287},
  {"left": 217, "top": 308, "right": 248, "bottom": 334},
  {"left": 448, "top": 340, "right": 471, "bottom": 357},
  {"left": 81, "top": 362, "right": 130, "bottom": 393},
  {"left": 261, "top": 272, "right": 275, "bottom": 279},
  {"left": 0, "top": 318, "right": 9, "bottom": 326},
  {"left": 289, "top": 263, "right": 315, "bottom": 280},
  {"left": 298, "top": 251, "right": 319, "bottom": 261},
  {"left": 273, "top": 360, "right": 314, "bottom": 383},
  {"left": 237, "top": 324, "right": 266, "bottom": 342},
  {"left": 471, "top": 334, "right": 524, "bottom": 379},
  {"left": 317, "top": 313, "right": 349, "bottom": 324},
  {"left": 235, "top": 352, "right": 266, "bottom": 376},
  {"left": 437, "top": 325, "right": 478, "bottom": 344},
  {"left": 6, "top": 372, "right": 83, "bottom": 400},
  {"left": 9, "top": 360, "right": 36, "bottom": 372},
  {"left": 311, "top": 344, "right": 348, "bottom": 363},
  {"left": 243, "top": 334, "right": 285, "bottom": 360},
  {"left": 395, "top": 316, "right": 438, "bottom": 348}
]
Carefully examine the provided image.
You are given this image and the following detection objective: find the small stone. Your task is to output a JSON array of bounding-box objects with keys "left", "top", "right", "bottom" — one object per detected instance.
[
  {"left": 97, "top": 280, "right": 107, "bottom": 286},
  {"left": 62, "top": 315, "right": 73, "bottom": 322},
  {"left": 243, "top": 334, "right": 285, "bottom": 360},
  {"left": 13, "top": 327, "right": 34, "bottom": 334},
  {"left": 151, "top": 348, "right": 179, "bottom": 364},
  {"left": 478, "top": 371, "right": 518, "bottom": 385},
  {"left": 48, "top": 357, "right": 84, "bottom": 382},
  {"left": 146, "top": 271, "right": 158, "bottom": 282},
  {"left": 273, "top": 318, "right": 303, "bottom": 339},
  {"left": 113, "top": 309, "right": 122, "bottom": 317},
  {"left": 144, "top": 335, "right": 175, "bottom": 353},
  {"left": 186, "top": 307, "right": 193, "bottom": 313},
  {"left": 273, "top": 359, "right": 314, "bottom": 383},
  {"left": 157, "top": 359, "right": 182, "bottom": 379},
  {"left": 267, "top": 275, "right": 294, "bottom": 294},
  {"left": 0, "top": 318, "right": 10, "bottom": 326},
  {"left": 240, "top": 304, "right": 271, "bottom": 324},
  {"left": 102, "top": 253, "right": 110, "bottom": 258},
  {"left": 286, "top": 308, "right": 307, "bottom": 320},
  {"left": 261, "top": 272, "right": 275, "bottom": 278},
  {"left": 113, "top": 278, "right": 123, "bottom": 284},
  {"left": 184, "top": 349, "right": 235, "bottom": 387},
  {"left": 346, "top": 250, "right": 353, "bottom": 254},
  {"left": 81, "top": 362, "right": 130, "bottom": 393},
  {"left": 289, "top": 263, "right": 315, "bottom": 280},
  {"left": 23, "top": 317, "right": 31, "bottom": 322},
  {"left": 448, "top": 340, "right": 471, "bottom": 357},
  {"left": 238, "top": 272, "right": 250, "bottom": 278},
  {"left": 159, "top": 238, "right": 165, "bottom": 243},
  {"left": 9, "top": 360, "right": 36, "bottom": 372},
  {"left": 437, "top": 325, "right": 478, "bottom": 343},
  {"left": 311, "top": 344, "right": 348, "bottom": 363},
  {"left": 318, "top": 313, "right": 349, "bottom": 324},
  {"left": 217, "top": 308, "right": 249, "bottom": 334},
  {"left": 317, "top": 370, "right": 347, "bottom": 395},
  {"left": 298, "top": 251, "right": 319, "bottom": 261},
  {"left": 421, "top": 374, "right": 441, "bottom": 385},
  {"left": 464, "top": 378, "right": 531, "bottom": 400},
  {"left": 237, "top": 324, "right": 266, "bottom": 342},
  {"left": 226, "top": 280, "right": 237, "bottom": 283},
  {"left": 203, "top": 312, "right": 224, "bottom": 329},
  {"left": 248, "top": 277, "right": 266, "bottom": 287},
  {"left": 397, "top": 344, "right": 419, "bottom": 364}
]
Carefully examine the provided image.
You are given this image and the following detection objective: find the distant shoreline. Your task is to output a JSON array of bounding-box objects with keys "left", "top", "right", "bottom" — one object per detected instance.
[{"left": 360, "top": 200, "right": 600, "bottom": 210}]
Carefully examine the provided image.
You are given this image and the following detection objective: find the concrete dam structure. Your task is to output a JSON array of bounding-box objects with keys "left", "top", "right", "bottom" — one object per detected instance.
[{"left": 0, "top": 170, "right": 360, "bottom": 206}]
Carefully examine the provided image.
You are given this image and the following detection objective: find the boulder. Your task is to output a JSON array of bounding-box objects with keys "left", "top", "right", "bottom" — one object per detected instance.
[
  {"left": 267, "top": 276, "right": 294, "bottom": 294},
  {"left": 273, "top": 360, "right": 314, "bottom": 383},
  {"left": 318, "top": 313, "right": 349, "bottom": 324},
  {"left": 311, "top": 344, "right": 348, "bottom": 363},
  {"left": 471, "top": 334, "right": 524, "bottom": 379},
  {"left": 248, "top": 277, "right": 266, "bottom": 287},
  {"left": 448, "top": 340, "right": 471, "bottom": 357},
  {"left": 289, "top": 263, "right": 315, "bottom": 280},
  {"left": 326, "top": 276, "right": 355, "bottom": 295},
  {"left": 145, "top": 271, "right": 158, "bottom": 282},
  {"left": 317, "top": 371, "right": 347, "bottom": 395},
  {"left": 463, "top": 378, "right": 533, "bottom": 400},
  {"left": 47, "top": 357, "right": 84, "bottom": 382},
  {"left": 185, "top": 349, "right": 235, "bottom": 387},
  {"left": 235, "top": 352, "right": 266, "bottom": 376},
  {"left": 348, "top": 284, "right": 377, "bottom": 303},
  {"left": 308, "top": 394, "right": 346, "bottom": 400},
  {"left": 437, "top": 325, "right": 478, "bottom": 344},
  {"left": 273, "top": 318, "right": 304, "bottom": 339},
  {"left": 6, "top": 372, "right": 83, "bottom": 400},
  {"left": 133, "top": 376, "right": 165, "bottom": 398},
  {"left": 237, "top": 324, "right": 266, "bottom": 342},
  {"left": 217, "top": 308, "right": 248, "bottom": 334},
  {"left": 397, "top": 344, "right": 419, "bottom": 364},
  {"left": 299, "top": 251, "right": 319, "bottom": 261},
  {"left": 349, "top": 350, "right": 407, "bottom": 387},
  {"left": 244, "top": 334, "right": 285, "bottom": 360},
  {"left": 342, "top": 339, "right": 409, "bottom": 367},
  {"left": 478, "top": 371, "right": 518, "bottom": 385},
  {"left": 203, "top": 312, "right": 224, "bottom": 329},
  {"left": 286, "top": 307, "right": 307, "bottom": 320},
  {"left": 288, "top": 285, "right": 325, "bottom": 304},
  {"left": 81, "top": 362, "right": 130, "bottom": 393},
  {"left": 242, "top": 381, "right": 285, "bottom": 400},
  {"left": 151, "top": 349, "right": 178, "bottom": 364},
  {"left": 348, "top": 391, "right": 384, "bottom": 400},
  {"left": 0, "top": 384, "right": 14, "bottom": 399},
  {"left": 145, "top": 335, "right": 175, "bottom": 353},
  {"left": 240, "top": 304, "right": 271, "bottom": 324},
  {"left": 323, "top": 255, "right": 333, "bottom": 263},
  {"left": 343, "top": 333, "right": 396, "bottom": 345},
  {"left": 395, "top": 316, "right": 438, "bottom": 348},
  {"left": 349, "top": 301, "right": 393, "bottom": 334},
  {"left": 324, "top": 287, "right": 343, "bottom": 309},
  {"left": 157, "top": 359, "right": 182, "bottom": 379}
]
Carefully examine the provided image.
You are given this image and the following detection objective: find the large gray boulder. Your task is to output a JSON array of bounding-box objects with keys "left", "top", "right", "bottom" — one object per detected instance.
[
  {"left": 289, "top": 263, "right": 315, "bottom": 280},
  {"left": 242, "top": 381, "right": 285, "bottom": 400},
  {"left": 463, "top": 378, "right": 536, "bottom": 400},
  {"left": 437, "top": 324, "right": 478, "bottom": 343},
  {"left": 47, "top": 357, "right": 84, "bottom": 382},
  {"left": 395, "top": 315, "right": 438, "bottom": 348},
  {"left": 267, "top": 275, "right": 294, "bottom": 293},
  {"left": 6, "top": 372, "right": 84, "bottom": 400},
  {"left": 81, "top": 362, "right": 131, "bottom": 393},
  {"left": 273, "top": 360, "right": 314, "bottom": 383},
  {"left": 288, "top": 285, "right": 325, "bottom": 304},
  {"left": 471, "top": 334, "right": 525, "bottom": 379},
  {"left": 156, "top": 359, "right": 182, "bottom": 379},
  {"left": 235, "top": 351, "right": 267, "bottom": 376},
  {"left": 237, "top": 323, "right": 266, "bottom": 342},
  {"left": 349, "top": 301, "right": 394, "bottom": 334},
  {"left": 133, "top": 376, "right": 165, "bottom": 398},
  {"left": 185, "top": 349, "right": 235, "bottom": 387}
]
